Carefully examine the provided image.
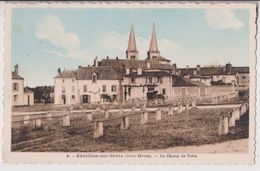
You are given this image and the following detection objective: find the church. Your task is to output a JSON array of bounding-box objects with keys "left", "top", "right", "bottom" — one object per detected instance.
[{"left": 54, "top": 24, "right": 245, "bottom": 105}]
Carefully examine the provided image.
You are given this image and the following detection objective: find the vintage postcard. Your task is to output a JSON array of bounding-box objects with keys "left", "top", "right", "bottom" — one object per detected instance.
[{"left": 2, "top": 1, "right": 257, "bottom": 164}]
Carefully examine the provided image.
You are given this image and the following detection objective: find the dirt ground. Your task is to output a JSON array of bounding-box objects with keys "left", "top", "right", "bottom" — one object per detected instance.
[{"left": 11, "top": 106, "right": 249, "bottom": 152}]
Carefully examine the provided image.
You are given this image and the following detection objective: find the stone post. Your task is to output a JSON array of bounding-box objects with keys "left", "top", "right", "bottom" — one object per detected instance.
[
  {"left": 93, "top": 121, "right": 103, "bottom": 138},
  {"left": 35, "top": 118, "right": 42, "bottom": 128},
  {"left": 47, "top": 112, "right": 52, "bottom": 121},
  {"left": 63, "top": 112, "right": 70, "bottom": 126},
  {"left": 140, "top": 111, "right": 148, "bottom": 124},
  {"left": 222, "top": 116, "right": 229, "bottom": 135},
  {"left": 218, "top": 118, "right": 223, "bottom": 136},
  {"left": 177, "top": 104, "right": 182, "bottom": 114},
  {"left": 104, "top": 109, "right": 109, "bottom": 119},
  {"left": 186, "top": 103, "right": 190, "bottom": 111},
  {"left": 23, "top": 115, "right": 30, "bottom": 125},
  {"left": 192, "top": 100, "right": 196, "bottom": 108},
  {"left": 168, "top": 105, "right": 174, "bottom": 116},
  {"left": 234, "top": 108, "right": 240, "bottom": 121},
  {"left": 120, "top": 116, "right": 130, "bottom": 129},
  {"left": 156, "top": 108, "right": 162, "bottom": 121},
  {"left": 228, "top": 111, "right": 236, "bottom": 127},
  {"left": 87, "top": 113, "right": 93, "bottom": 122}
]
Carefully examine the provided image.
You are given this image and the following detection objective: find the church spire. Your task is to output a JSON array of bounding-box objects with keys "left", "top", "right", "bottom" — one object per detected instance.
[
  {"left": 126, "top": 24, "right": 138, "bottom": 60},
  {"left": 147, "top": 22, "right": 160, "bottom": 59}
]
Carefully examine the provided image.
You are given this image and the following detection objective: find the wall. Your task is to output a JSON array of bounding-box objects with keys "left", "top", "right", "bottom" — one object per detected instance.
[
  {"left": 236, "top": 73, "right": 249, "bottom": 87},
  {"left": 23, "top": 92, "right": 34, "bottom": 106},
  {"left": 212, "top": 75, "right": 236, "bottom": 84},
  {"left": 54, "top": 77, "right": 120, "bottom": 105},
  {"left": 12, "top": 79, "right": 24, "bottom": 106}
]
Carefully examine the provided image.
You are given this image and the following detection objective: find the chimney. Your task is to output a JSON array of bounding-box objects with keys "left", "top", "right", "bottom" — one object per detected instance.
[
  {"left": 57, "top": 67, "right": 61, "bottom": 75},
  {"left": 106, "top": 56, "right": 109, "bottom": 60},
  {"left": 126, "top": 68, "right": 130, "bottom": 75},
  {"left": 14, "top": 64, "right": 18, "bottom": 74},
  {"left": 147, "top": 61, "right": 151, "bottom": 69},
  {"left": 78, "top": 65, "right": 82, "bottom": 69},
  {"left": 196, "top": 65, "right": 200, "bottom": 71},
  {"left": 94, "top": 57, "right": 98, "bottom": 67},
  {"left": 226, "top": 62, "right": 232, "bottom": 73},
  {"left": 137, "top": 68, "right": 142, "bottom": 75},
  {"left": 186, "top": 65, "right": 189, "bottom": 69},
  {"left": 116, "top": 56, "right": 119, "bottom": 60}
]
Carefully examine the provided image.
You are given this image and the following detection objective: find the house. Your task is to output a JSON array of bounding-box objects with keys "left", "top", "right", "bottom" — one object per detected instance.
[
  {"left": 12, "top": 64, "right": 34, "bottom": 106},
  {"left": 54, "top": 24, "right": 247, "bottom": 105}
]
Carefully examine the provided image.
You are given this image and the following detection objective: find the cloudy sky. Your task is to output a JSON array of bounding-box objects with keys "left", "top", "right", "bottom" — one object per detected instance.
[{"left": 11, "top": 8, "right": 250, "bottom": 87}]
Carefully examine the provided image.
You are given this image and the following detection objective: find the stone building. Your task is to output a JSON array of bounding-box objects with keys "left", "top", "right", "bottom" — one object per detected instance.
[
  {"left": 54, "top": 24, "right": 248, "bottom": 105},
  {"left": 12, "top": 65, "right": 34, "bottom": 106}
]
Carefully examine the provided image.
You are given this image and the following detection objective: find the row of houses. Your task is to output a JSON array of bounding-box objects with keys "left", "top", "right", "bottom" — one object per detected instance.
[{"left": 54, "top": 24, "right": 249, "bottom": 105}]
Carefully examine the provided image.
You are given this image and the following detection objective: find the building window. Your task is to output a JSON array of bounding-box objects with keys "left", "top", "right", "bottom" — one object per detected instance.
[
  {"left": 128, "top": 87, "right": 131, "bottom": 96},
  {"left": 242, "top": 76, "right": 246, "bottom": 79},
  {"left": 157, "top": 77, "right": 162, "bottom": 84},
  {"left": 62, "top": 86, "right": 65, "bottom": 94},
  {"left": 13, "top": 95, "right": 17, "bottom": 102},
  {"left": 71, "top": 95, "right": 75, "bottom": 99},
  {"left": 111, "top": 85, "right": 117, "bottom": 92},
  {"left": 83, "top": 85, "right": 87, "bottom": 92},
  {"left": 148, "top": 77, "right": 153, "bottom": 83},
  {"left": 148, "top": 87, "right": 154, "bottom": 92},
  {"left": 72, "top": 78, "right": 74, "bottom": 83},
  {"left": 13, "top": 83, "right": 19, "bottom": 91},
  {"left": 162, "top": 88, "right": 166, "bottom": 95},
  {"left": 62, "top": 79, "right": 65, "bottom": 83},
  {"left": 92, "top": 73, "right": 97, "bottom": 83},
  {"left": 131, "top": 77, "right": 135, "bottom": 83},
  {"left": 102, "top": 85, "right": 106, "bottom": 92},
  {"left": 72, "top": 86, "right": 75, "bottom": 92},
  {"left": 200, "top": 87, "right": 206, "bottom": 96}
]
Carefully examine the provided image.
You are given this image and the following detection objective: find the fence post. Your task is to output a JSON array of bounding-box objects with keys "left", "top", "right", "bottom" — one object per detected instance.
[
  {"left": 229, "top": 111, "right": 236, "bottom": 127},
  {"left": 47, "top": 112, "right": 52, "bottom": 121},
  {"left": 168, "top": 105, "right": 174, "bottom": 116},
  {"left": 222, "top": 116, "right": 229, "bottom": 135},
  {"left": 218, "top": 117, "right": 223, "bottom": 136},
  {"left": 120, "top": 116, "right": 130, "bottom": 129},
  {"left": 104, "top": 109, "right": 109, "bottom": 119},
  {"left": 156, "top": 108, "right": 162, "bottom": 121},
  {"left": 63, "top": 111, "right": 70, "bottom": 126},
  {"left": 35, "top": 118, "right": 42, "bottom": 128},
  {"left": 93, "top": 121, "right": 104, "bottom": 138},
  {"left": 23, "top": 115, "right": 30, "bottom": 125},
  {"left": 87, "top": 113, "right": 93, "bottom": 122},
  {"left": 192, "top": 100, "right": 196, "bottom": 108},
  {"left": 140, "top": 111, "right": 148, "bottom": 124},
  {"left": 177, "top": 104, "right": 182, "bottom": 114}
]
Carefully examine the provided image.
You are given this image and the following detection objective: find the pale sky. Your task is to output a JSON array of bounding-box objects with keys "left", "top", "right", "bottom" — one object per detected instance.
[{"left": 11, "top": 8, "right": 250, "bottom": 87}]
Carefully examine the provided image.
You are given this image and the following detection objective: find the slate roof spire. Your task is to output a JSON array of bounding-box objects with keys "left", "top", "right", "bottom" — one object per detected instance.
[
  {"left": 126, "top": 24, "right": 138, "bottom": 60},
  {"left": 147, "top": 22, "right": 160, "bottom": 59}
]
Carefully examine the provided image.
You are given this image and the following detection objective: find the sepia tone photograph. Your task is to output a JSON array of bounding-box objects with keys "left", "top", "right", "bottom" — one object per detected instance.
[{"left": 2, "top": 2, "right": 257, "bottom": 164}]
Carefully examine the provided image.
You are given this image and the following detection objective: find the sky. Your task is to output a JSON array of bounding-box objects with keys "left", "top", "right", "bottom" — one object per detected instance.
[{"left": 11, "top": 8, "right": 250, "bottom": 87}]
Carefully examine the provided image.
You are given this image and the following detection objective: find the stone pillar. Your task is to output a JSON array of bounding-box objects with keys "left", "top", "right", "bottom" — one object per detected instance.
[
  {"left": 63, "top": 114, "right": 70, "bottom": 126},
  {"left": 118, "top": 107, "right": 124, "bottom": 116},
  {"left": 120, "top": 116, "right": 130, "bottom": 129},
  {"left": 23, "top": 115, "right": 30, "bottom": 125},
  {"left": 47, "top": 112, "right": 52, "bottom": 121},
  {"left": 228, "top": 112, "right": 236, "bottom": 127},
  {"left": 156, "top": 109, "right": 162, "bottom": 121},
  {"left": 218, "top": 118, "right": 223, "bottom": 136},
  {"left": 168, "top": 106, "right": 174, "bottom": 116},
  {"left": 177, "top": 104, "right": 182, "bottom": 114},
  {"left": 234, "top": 109, "right": 240, "bottom": 121},
  {"left": 35, "top": 118, "right": 42, "bottom": 128},
  {"left": 93, "top": 121, "right": 103, "bottom": 138},
  {"left": 186, "top": 103, "right": 190, "bottom": 111},
  {"left": 104, "top": 109, "right": 109, "bottom": 119},
  {"left": 87, "top": 113, "right": 93, "bottom": 122},
  {"left": 131, "top": 104, "right": 136, "bottom": 113},
  {"left": 192, "top": 100, "right": 196, "bottom": 108},
  {"left": 140, "top": 111, "right": 148, "bottom": 124},
  {"left": 222, "top": 116, "right": 229, "bottom": 135}
]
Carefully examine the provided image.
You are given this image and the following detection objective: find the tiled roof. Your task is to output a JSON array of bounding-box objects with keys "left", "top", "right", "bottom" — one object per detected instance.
[
  {"left": 76, "top": 66, "right": 124, "bottom": 80},
  {"left": 178, "top": 66, "right": 249, "bottom": 76},
  {"left": 12, "top": 72, "right": 24, "bottom": 80},
  {"left": 98, "top": 58, "right": 175, "bottom": 70},
  {"left": 126, "top": 71, "right": 172, "bottom": 77},
  {"left": 24, "top": 87, "right": 34, "bottom": 93},
  {"left": 151, "top": 56, "right": 171, "bottom": 62},
  {"left": 172, "top": 75, "right": 197, "bottom": 87},
  {"left": 56, "top": 66, "right": 124, "bottom": 80}
]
